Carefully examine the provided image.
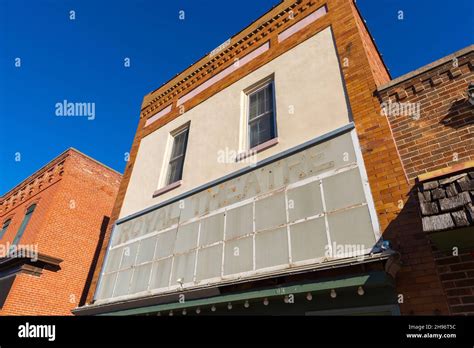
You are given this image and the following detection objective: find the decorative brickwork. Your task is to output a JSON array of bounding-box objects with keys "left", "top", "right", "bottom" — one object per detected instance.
[
  {"left": 0, "top": 149, "right": 121, "bottom": 315},
  {"left": 378, "top": 47, "right": 474, "bottom": 181}
]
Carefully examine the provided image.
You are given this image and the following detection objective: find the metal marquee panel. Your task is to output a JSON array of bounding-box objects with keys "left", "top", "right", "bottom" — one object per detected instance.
[{"left": 94, "top": 126, "right": 382, "bottom": 303}]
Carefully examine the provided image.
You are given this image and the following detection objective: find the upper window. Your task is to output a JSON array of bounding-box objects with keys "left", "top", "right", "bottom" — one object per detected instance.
[
  {"left": 247, "top": 80, "right": 276, "bottom": 149},
  {"left": 166, "top": 126, "right": 189, "bottom": 186},
  {"left": 11, "top": 204, "right": 36, "bottom": 246},
  {"left": 0, "top": 219, "right": 11, "bottom": 239}
]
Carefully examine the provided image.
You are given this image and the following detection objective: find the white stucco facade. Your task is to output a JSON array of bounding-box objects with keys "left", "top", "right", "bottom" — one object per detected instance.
[{"left": 120, "top": 26, "right": 351, "bottom": 218}]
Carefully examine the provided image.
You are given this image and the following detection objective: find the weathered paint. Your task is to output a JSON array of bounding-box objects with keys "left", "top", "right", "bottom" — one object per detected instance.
[{"left": 94, "top": 129, "right": 381, "bottom": 303}]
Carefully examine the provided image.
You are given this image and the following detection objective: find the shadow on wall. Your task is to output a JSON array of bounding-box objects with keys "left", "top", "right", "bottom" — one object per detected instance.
[
  {"left": 381, "top": 186, "right": 450, "bottom": 315},
  {"left": 440, "top": 97, "right": 474, "bottom": 129},
  {"left": 79, "top": 216, "right": 110, "bottom": 307}
]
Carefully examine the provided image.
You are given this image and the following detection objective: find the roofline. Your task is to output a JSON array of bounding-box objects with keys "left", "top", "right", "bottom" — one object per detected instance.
[
  {"left": 67, "top": 147, "right": 122, "bottom": 177},
  {"left": 143, "top": 0, "right": 284, "bottom": 107},
  {"left": 0, "top": 148, "right": 71, "bottom": 200},
  {"left": 353, "top": 0, "right": 391, "bottom": 80},
  {"left": 1, "top": 148, "right": 121, "bottom": 201},
  {"left": 377, "top": 44, "right": 474, "bottom": 92}
]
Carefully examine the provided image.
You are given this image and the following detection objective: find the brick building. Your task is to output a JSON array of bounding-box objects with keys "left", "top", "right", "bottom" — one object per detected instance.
[
  {"left": 74, "top": 0, "right": 472, "bottom": 316},
  {"left": 0, "top": 148, "right": 121, "bottom": 315},
  {"left": 377, "top": 46, "right": 474, "bottom": 315}
]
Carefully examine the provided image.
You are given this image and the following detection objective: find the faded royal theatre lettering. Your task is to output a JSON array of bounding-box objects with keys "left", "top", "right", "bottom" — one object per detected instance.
[{"left": 114, "top": 140, "right": 337, "bottom": 245}]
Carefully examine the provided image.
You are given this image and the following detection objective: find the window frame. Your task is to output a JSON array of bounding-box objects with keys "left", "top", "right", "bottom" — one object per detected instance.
[
  {"left": 11, "top": 204, "right": 36, "bottom": 246},
  {"left": 245, "top": 78, "right": 277, "bottom": 150},
  {"left": 165, "top": 124, "right": 190, "bottom": 187},
  {"left": 0, "top": 219, "right": 12, "bottom": 239}
]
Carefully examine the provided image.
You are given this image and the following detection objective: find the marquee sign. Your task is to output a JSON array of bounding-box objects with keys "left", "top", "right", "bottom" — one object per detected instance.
[{"left": 95, "top": 126, "right": 381, "bottom": 303}]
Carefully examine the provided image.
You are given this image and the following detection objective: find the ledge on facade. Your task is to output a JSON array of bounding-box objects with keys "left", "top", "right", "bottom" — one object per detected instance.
[
  {"left": 236, "top": 138, "right": 279, "bottom": 162},
  {"left": 152, "top": 180, "right": 182, "bottom": 198},
  {"left": 0, "top": 249, "right": 63, "bottom": 278},
  {"left": 377, "top": 44, "right": 474, "bottom": 92}
]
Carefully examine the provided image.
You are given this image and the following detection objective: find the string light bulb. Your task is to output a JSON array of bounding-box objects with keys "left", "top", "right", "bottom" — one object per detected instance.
[
  {"left": 182, "top": 309, "right": 187, "bottom": 315},
  {"left": 196, "top": 307, "right": 201, "bottom": 314},
  {"left": 330, "top": 289, "right": 337, "bottom": 298},
  {"left": 263, "top": 298, "right": 269, "bottom": 306},
  {"left": 211, "top": 305, "right": 216, "bottom": 312},
  {"left": 357, "top": 286, "right": 365, "bottom": 296},
  {"left": 306, "top": 292, "right": 313, "bottom": 301},
  {"left": 244, "top": 300, "right": 250, "bottom": 308},
  {"left": 227, "top": 302, "right": 232, "bottom": 310}
]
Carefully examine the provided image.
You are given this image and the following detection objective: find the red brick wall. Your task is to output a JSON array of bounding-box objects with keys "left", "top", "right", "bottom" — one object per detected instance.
[
  {"left": 378, "top": 51, "right": 474, "bottom": 181},
  {"left": 377, "top": 48, "right": 474, "bottom": 315},
  {"left": 0, "top": 150, "right": 121, "bottom": 315},
  {"left": 434, "top": 250, "right": 474, "bottom": 315}
]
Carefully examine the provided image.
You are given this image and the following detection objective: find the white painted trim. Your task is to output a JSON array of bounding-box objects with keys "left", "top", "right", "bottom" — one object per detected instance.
[
  {"left": 278, "top": 5, "right": 327, "bottom": 43},
  {"left": 350, "top": 129, "right": 382, "bottom": 243},
  {"left": 145, "top": 104, "right": 172, "bottom": 127}
]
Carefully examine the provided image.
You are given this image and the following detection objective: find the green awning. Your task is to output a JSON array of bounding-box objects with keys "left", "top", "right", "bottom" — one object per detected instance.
[{"left": 100, "top": 271, "right": 393, "bottom": 316}]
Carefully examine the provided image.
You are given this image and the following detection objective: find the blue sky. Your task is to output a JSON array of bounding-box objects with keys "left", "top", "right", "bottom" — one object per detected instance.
[{"left": 1, "top": 0, "right": 473, "bottom": 195}]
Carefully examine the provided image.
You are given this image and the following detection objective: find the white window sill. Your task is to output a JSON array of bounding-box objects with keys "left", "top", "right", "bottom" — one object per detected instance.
[
  {"left": 236, "top": 137, "right": 278, "bottom": 162},
  {"left": 153, "top": 180, "right": 182, "bottom": 198}
]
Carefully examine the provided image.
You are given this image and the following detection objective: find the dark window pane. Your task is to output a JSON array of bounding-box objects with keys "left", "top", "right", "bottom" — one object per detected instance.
[
  {"left": 264, "top": 84, "right": 273, "bottom": 112},
  {"left": 249, "top": 114, "right": 273, "bottom": 148},
  {"left": 249, "top": 94, "right": 258, "bottom": 120},
  {"left": 0, "top": 219, "right": 11, "bottom": 239},
  {"left": 170, "top": 130, "right": 188, "bottom": 159},
  {"left": 256, "top": 89, "right": 264, "bottom": 116},
  {"left": 248, "top": 82, "right": 275, "bottom": 148}
]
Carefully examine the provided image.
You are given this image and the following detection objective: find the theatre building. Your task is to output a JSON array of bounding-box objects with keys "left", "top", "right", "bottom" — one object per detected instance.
[
  {"left": 75, "top": 0, "right": 460, "bottom": 316},
  {"left": 0, "top": 149, "right": 121, "bottom": 315}
]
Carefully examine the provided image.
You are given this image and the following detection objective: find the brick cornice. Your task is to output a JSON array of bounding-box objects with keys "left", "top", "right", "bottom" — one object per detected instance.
[
  {"left": 376, "top": 47, "right": 474, "bottom": 106},
  {"left": 0, "top": 155, "right": 67, "bottom": 216},
  {"left": 141, "top": 0, "right": 325, "bottom": 119}
]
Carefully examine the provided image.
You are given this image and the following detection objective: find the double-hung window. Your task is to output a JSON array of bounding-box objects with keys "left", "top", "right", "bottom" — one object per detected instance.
[
  {"left": 248, "top": 80, "right": 276, "bottom": 149},
  {"left": 166, "top": 126, "right": 189, "bottom": 186}
]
